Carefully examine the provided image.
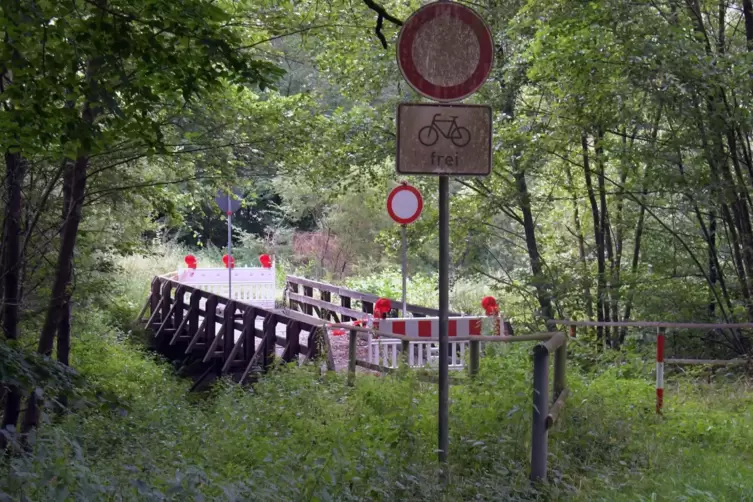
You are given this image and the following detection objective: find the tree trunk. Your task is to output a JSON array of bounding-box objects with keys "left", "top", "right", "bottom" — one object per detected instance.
[
  {"left": 595, "top": 128, "right": 615, "bottom": 346},
  {"left": 582, "top": 132, "right": 606, "bottom": 345},
  {"left": 708, "top": 210, "right": 717, "bottom": 316},
  {"left": 56, "top": 162, "right": 74, "bottom": 410},
  {"left": 564, "top": 163, "right": 593, "bottom": 320},
  {"left": 1, "top": 151, "right": 25, "bottom": 449},
  {"left": 21, "top": 109, "right": 91, "bottom": 434},
  {"left": 513, "top": 165, "right": 554, "bottom": 324}
]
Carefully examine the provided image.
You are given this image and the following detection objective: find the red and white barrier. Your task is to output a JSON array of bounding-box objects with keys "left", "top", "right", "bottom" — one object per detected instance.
[
  {"left": 656, "top": 327, "right": 665, "bottom": 414},
  {"left": 368, "top": 315, "right": 504, "bottom": 370}
]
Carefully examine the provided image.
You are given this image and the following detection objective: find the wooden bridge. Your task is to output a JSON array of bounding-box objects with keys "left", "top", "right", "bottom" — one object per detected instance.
[{"left": 135, "top": 271, "right": 462, "bottom": 389}]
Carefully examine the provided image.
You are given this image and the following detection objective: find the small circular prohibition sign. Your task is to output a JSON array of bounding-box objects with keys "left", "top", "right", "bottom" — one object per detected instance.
[
  {"left": 397, "top": 2, "right": 493, "bottom": 102},
  {"left": 387, "top": 184, "right": 424, "bottom": 225}
]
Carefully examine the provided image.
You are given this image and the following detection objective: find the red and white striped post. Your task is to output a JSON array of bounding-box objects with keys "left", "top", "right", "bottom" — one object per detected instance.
[{"left": 656, "top": 327, "right": 665, "bottom": 414}]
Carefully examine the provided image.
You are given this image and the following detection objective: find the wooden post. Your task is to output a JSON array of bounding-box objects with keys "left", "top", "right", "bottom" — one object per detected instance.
[
  {"left": 150, "top": 278, "right": 161, "bottom": 320},
  {"left": 188, "top": 291, "right": 201, "bottom": 339},
  {"left": 242, "top": 308, "right": 257, "bottom": 365},
  {"left": 362, "top": 300, "right": 373, "bottom": 315},
  {"left": 569, "top": 325, "right": 576, "bottom": 338},
  {"left": 348, "top": 329, "right": 357, "bottom": 386},
  {"left": 554, "top": 339, "right": 567, "bottom": 399},
  {"left": 303, "top": 285, "right": 314, "bottom": 315},
  {"left": 282, "top": 321, "right": 301, "bottom": 363},
  {"left": 321, "top": 290, "right": 332, "bottom": 320},
  {"left": 174, "top": 285, "right": 185, "bottom": 329},
  {"left": 263, "top": 314, "right": 277, "bottom": 370},
  {"left": 204, "top": 295, "right": 218, "bottom": 349},
  {"left": 160, "top": 281, "right": 173, "bottom": 326},
  {"left": 341, "top": 295, "right": 352, "bottom": 322},
  {"left": 469, "top": 339, "right": 480, "bottom": 379},
  {"left": 531, "top": 344, "right": 550, "bottom": 483},
  {"left": 289, "top": 282, "right": 299, "bottom": 311}
]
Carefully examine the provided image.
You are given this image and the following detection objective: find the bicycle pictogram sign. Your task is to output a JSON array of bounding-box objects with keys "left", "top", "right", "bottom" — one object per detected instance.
[{"left": 418, "top": 114, "right": 471, "bottom": 147}]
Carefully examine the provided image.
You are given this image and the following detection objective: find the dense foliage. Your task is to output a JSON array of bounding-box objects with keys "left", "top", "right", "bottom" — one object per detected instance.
[{"left": 3, "top": 0, "right": 753, "bottom": 499}]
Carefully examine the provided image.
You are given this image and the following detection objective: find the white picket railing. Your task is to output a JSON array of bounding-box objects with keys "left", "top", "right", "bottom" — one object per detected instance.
[{"left": 172, "top": 266, "right": 276, "bottom": 309}]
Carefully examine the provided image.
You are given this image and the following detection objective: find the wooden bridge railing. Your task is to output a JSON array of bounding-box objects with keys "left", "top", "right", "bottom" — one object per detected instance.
[
  {"left": 333, "top": 323, "right": 569, "bottom": 483},
  {"left": 137, "top": 275, "right": 332, "bottom": 388},
  {"left": 285, "top": 275, "right": 462, "bottom": 322}
]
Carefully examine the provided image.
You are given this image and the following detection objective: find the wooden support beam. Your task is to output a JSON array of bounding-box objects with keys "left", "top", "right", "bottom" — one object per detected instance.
[
  {"left": 154, "top": 301, "right": 179, "bottom": 339},
  {"left": 203, "top": 324, "right": 226, "bottom": 363},
  {"left": 135, "top": 294, "right": 151, "bottom": 323},
  {"left": 546, "top": 388, "right": 569, "bottom": 429},
  {"left": 355, "top": 359, "right": 395, "bottom": 373},
  {"left": 185, "top": 318, "right": 207, "bottom": 354},
  {"left": 170, "top": 306, "right": 195, "bottom": 345}
]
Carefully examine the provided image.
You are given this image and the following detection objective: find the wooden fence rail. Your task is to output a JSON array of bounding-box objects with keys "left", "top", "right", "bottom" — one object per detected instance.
[
  {"left": 137, "top": 276, "right": 333, "bottom": 389},
  {"left": 548, "top": 319, "right": 752, "bottom": 414},
  {"left": 341, "top": 325, "right": 569, "bottom": 483},
  {"left": 285, "top": 275, "right": 462, "bottom": 320}
]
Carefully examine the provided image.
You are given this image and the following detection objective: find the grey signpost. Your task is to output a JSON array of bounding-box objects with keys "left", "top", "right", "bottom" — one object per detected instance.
[
  {"left": 215, "top": 188, "right": 243, "bottom": 302},
  {"left": 396, "top": 0, "right": 494, "bottom": 477}
]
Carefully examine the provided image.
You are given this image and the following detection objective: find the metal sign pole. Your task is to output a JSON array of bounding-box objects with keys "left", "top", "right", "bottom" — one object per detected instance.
[
  {"left": 438, "top": 175, "right": 450, "bottom": 476},
  {"left": 401, "top": 224, "right": 408, "bottom": 317},
  {"left": 227, "top": 195, "right": 232, "bottom": 302}
]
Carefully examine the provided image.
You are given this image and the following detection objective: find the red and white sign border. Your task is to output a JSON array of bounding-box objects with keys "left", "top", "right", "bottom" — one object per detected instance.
[
  {"left": 387, "top": 184, "right": 424, "bottom": 225},
  {"left": 397, "top": 2, "right": 494, "bottom": 102}
]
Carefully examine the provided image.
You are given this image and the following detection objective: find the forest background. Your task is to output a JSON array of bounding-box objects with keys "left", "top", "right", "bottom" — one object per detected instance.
[{"left": 2, "top": 0, "right": 753, "bottom": 499}]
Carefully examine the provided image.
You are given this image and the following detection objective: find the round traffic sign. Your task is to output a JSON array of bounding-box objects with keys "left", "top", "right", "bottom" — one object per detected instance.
[
  {"left": 387, "top": 184, "right": 423, "bottom": 225},
  {"left": 397, "top": 2, "right": 493, "bottom": 102}
]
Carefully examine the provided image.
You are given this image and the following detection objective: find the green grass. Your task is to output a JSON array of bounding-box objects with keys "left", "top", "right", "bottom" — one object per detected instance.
[{"left": 2, "top": 246, "right": 751, "bottom": 501}]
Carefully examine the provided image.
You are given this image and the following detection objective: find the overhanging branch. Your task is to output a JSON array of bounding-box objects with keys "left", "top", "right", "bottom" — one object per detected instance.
[{"left": 362, "top": 0, "right": 403, "bottom": 49}]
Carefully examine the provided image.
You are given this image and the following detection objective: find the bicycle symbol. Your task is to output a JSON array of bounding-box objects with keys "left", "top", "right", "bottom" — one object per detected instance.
[{"left": 418, "top": 114, "right": 471, "bottom": 147}]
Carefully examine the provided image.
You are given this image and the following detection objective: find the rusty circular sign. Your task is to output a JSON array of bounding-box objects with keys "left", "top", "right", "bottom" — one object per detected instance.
[{"left": 397, "top": 2, "right": 493, "bottom": 102}]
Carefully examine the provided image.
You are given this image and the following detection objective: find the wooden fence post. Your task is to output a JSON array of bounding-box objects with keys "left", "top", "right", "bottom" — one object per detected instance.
[
  {"left": 469, "top": 339, "right": 480, "bottom": 378},
  {"left": 303, "top": 285, "right": 314, "bottom": 315},
  {"left": 348, "top": 330, "right": 357, "bottom": 386},
  {"left": 341, "top": 295, "right": 352, "bottom": 322},
  {"left": 530, "top": 344, "right": 550, "bottom": 483},
  {"left": 554, "top": 339, "right": 567, "bottom": 399}
]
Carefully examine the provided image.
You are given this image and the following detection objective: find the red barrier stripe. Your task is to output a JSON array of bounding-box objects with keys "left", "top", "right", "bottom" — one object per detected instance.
[
  {"left": 470, "top": 319, "right": 482, "bottom": 335},
  {"left": 657, "top": 333, "right": 665, "bottom": 362},
  {"left": 418, "top": 320, "right": 432, "bottom": 337},
  {"left": 392, "top": 320, "right": 406, "bottom": 335},
  {"left": 656, "top": 388, "right": 664, "bottom": 414}
]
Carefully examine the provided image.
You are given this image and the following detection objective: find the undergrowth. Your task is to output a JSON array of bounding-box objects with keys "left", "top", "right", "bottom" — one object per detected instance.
[{"left": 1, "top": 246, "right": 751, "bottom": 501}]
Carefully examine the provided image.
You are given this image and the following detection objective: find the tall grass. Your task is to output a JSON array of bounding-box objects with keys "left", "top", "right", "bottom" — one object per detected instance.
[{"left": 2, "top": 244, "right": 751, "bottom": 501}]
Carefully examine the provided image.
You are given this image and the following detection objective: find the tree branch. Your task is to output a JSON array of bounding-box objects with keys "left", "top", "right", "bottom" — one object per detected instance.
[{"left": 361, "top": 0, "right": 403, "bottom": 49}]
